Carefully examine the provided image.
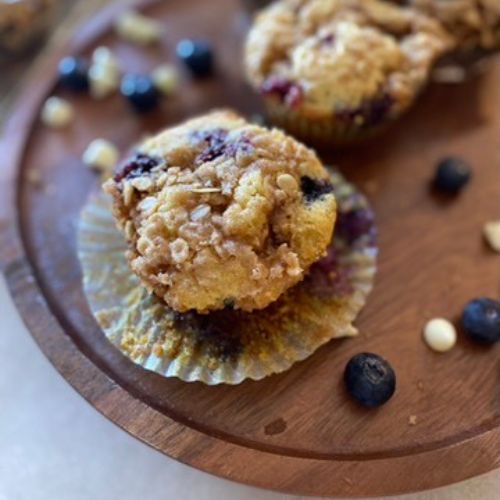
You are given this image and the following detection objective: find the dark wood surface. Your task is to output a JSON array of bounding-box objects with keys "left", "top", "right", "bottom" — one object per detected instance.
[{"left": 0, "top": 0, "right": 499, "bottom": 497}]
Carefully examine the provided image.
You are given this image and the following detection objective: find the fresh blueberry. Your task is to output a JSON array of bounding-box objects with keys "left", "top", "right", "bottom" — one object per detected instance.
[
  {"left": 120, "top": 74, "right": 159, "bottom": 113},
  {"left": 58, "top": 56, "right": 89, "bottom": 92},
  {"left": 433, "top": 157, "right": 472, "bottom": 194},
  {"left": 462, "top": 298, "right": 500, "bottom": 344},
  {"left": 344, "top": 353, "right": 396, "bottom": 408},
  {"left": 300, "top": 176, "right": 334, "bottom": 202},
  {"left": 176, "top": 39, "right": 214, "bottom": 77}
]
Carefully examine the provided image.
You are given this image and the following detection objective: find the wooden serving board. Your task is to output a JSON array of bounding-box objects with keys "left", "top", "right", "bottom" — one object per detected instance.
[{"left": 0, "top": 0, "right": 498, "bottom": 496}]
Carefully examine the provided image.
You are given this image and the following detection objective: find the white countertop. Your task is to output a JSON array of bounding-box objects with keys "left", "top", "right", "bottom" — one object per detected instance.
[{"left": 0, "top": 273, "right": 498, "bottom": 500}]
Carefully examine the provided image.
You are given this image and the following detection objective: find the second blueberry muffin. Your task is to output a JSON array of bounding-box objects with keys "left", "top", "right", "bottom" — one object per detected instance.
[
  {"left": 244, "top": 0, "right": 453, "bottom": 146},
  {"left": 103, "top": 110, "right": 337, "bottom": 313}
]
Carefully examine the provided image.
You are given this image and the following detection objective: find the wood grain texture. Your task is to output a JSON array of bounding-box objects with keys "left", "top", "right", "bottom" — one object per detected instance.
[{"left": 0, "top": 0, "right": 499, "bottom": 497}]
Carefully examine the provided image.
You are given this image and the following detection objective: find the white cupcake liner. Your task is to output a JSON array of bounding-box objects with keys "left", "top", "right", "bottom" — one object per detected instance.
[{"left": 78, "top": 169, "right": 378, "bottom": 385}]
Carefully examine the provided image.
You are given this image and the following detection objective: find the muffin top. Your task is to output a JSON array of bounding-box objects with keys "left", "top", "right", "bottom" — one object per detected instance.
[
  {"left": 245, "top": 0, "right": 452, "bottom": 118},
  {"left": 401, "top": 0, "right": 500, "bottom": 50},
  {"left": 104, "top": 110, "right": 337, "bottom": 313}
]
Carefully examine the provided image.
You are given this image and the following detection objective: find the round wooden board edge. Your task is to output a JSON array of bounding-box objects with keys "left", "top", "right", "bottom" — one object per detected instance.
[{"left": 0, "top": 0, "right": 499, "bottom": 497}]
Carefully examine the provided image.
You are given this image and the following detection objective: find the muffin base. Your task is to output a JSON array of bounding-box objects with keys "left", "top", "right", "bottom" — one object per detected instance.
[{"left": 78, "top": 169, "right": 377, "bottom": 385}]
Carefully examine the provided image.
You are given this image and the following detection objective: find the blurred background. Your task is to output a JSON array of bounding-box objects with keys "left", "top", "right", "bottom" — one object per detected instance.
[{"left": 0, "top": 1, "right": 498, "bottom": 499}]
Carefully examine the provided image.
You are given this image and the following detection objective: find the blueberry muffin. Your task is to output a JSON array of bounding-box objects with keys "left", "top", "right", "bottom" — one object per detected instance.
[
  {"left": 397, "top": 0, "right": 500, "bottom": 51},
  {"left": 244, "top": 0, "right": 453, "bottom": 146},
  {"left": 103, "top": 110, "right": 337, "bottom": 313},
  {"left": 0, "top": 0, "right": 56, "bottom": 55}
]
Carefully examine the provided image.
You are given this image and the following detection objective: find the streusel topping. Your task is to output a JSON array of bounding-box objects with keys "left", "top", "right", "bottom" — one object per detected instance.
[
  {"left": 400, "top": 0, "right": 500, "bottom": 50},
  {"left": 245, "top": 0, "right": 453, "bottom": 116},
  {"left": 104, "top": 110, "right": 337, "bottom": 313}
]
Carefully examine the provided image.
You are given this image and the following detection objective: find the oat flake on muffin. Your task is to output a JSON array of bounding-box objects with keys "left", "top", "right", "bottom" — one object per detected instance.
[
  {"left": 244, "top": 0, "right": 453, "bottom": 145},
  {"left": 103, "top": 110, "right": 337, "bottom": 313}
]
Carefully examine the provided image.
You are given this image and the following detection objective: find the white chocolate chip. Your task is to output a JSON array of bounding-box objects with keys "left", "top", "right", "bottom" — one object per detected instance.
[
  {"left": 483, "top": 220, "right": 500, "bottom": 252},
  {"left": 114, "top": 10, "right": 162, "bottom": 45},
  {"left": 41, "top": 97, "right": 74, "bottom": 128},
  {"left": 151, "top": 64, "right": 179, "bottom": 95},
  {"left": 82, "top": 139, "right": 119, "bottom": 173},
  {"left": 423, "top": 318, "right": 457, "bottom": 352},
  {"left": 89, "top": 64, "right": 120, "bottom": 99},
  {"left": 92, "top": 46, "right": 120, "bottom": 73}
]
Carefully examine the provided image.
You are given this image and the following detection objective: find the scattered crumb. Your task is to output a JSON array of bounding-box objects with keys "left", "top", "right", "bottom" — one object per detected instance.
[
  {"left": 89, "top": 64, "right": 120, "bottom": 99},
  {"left": 25, "top": 169, "right": 42, "bottom": 187},
  {"left": 422, "top": 309, "right": 433, "bottom": 320},
  {"left": 483, "top": 220, "right": 500, "bottom": 252},
  {"left": 417, "top": 380, "right": 424, "bottom": 391},
  {"left": 423, "top": 318, "right": 457, "bottom": 352},
  {"left": 92, "top": 46, "right": 120, "bottom": 72},
  {"left": 408, "top": 415, "right": 418, "bottom": 426},
  {"left": 343, "top": 477, "right": 353, "bottom": 487}
]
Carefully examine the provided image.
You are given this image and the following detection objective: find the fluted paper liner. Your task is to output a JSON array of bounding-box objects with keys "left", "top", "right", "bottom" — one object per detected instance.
[
  {"left": 264, "top": 99, "right": 396, "bottom": 147},
  {"left": 78, "top": 170, "right": 377, "bottom": 385}
]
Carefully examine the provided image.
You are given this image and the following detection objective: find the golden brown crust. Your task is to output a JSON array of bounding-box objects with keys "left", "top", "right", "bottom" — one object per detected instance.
[
  {"left": 103, "top": 110, "right": 337, "bottom": 313},
  {"left": 244, "top": 0, "right": 453, "bottom": 135}
]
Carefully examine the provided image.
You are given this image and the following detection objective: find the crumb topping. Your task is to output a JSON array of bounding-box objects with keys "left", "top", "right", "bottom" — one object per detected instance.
[
  {"left": 245, "top": 0, "right": 453, "bottom": 116},
  {"left": 104, "top": 110, "right": 337, "bottom": 313}
]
